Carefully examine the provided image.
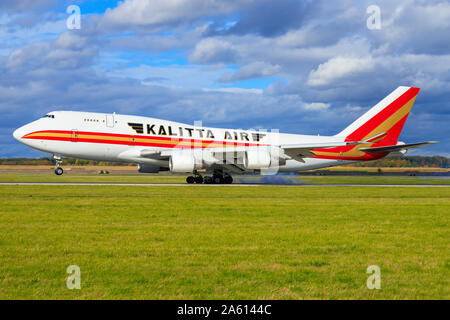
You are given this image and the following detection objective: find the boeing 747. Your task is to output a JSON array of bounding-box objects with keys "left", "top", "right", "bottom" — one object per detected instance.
[{"left": 13, "top": 86, "right": 436, "bottom": 183}]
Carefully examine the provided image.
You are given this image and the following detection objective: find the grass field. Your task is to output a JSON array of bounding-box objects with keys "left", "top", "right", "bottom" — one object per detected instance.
[{"left": 0, "top": 182, "right": 448, "bottom": 299}]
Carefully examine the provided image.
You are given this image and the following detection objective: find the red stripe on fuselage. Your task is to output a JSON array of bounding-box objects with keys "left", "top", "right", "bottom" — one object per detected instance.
[{"left": 23, "top": 130, "right": 265, "bottom": 148}]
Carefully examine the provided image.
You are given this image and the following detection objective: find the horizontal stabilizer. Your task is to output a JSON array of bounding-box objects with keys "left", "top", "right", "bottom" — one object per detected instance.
[
  {"left": 282, "top": 141, "right": 360, "bottom": 162},
  {"left": 282, "top": 141, "right": 358, "bottom": 150},
  {"left": 359, "top": 141, "right": 437, "bottom": 153}
]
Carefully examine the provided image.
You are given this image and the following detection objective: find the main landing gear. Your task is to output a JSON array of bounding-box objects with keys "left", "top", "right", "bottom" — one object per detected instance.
[
  {"left": 186, "top": 171, "right": 233, "bottom": 184},
  {"left": 186, "top": 175, "right": 203, "bottom": 184},
  {"left": 54, "top": 156, "right": 64, "bottom": 175}
]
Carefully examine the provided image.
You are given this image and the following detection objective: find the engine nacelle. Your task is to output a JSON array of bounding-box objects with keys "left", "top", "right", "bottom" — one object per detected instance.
[
  {"left": 169, "top": 151, "right": 202, "bottom": 173},
  {"left": 244, "top": 149, "right": 272, "bottom": 169},
  {"left": 243, "top": 148, "right": 286, "bottom": 169},
  {"left": 138, "top": 164, "right": 160, "bottom": 173}
]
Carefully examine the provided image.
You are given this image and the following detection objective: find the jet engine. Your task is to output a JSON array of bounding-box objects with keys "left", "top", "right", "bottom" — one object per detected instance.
[
  {"left": 138, "top": 164, "right": 160, "bottom": 173},
  {"left": 243, "top": 148, "right": 285, "bottom": 169},
  {"left": 244, "top": 149, "right": 272, "bottom": 169},
  {"left": 169, "top": 151, "right": 202, "bottom": 173}
]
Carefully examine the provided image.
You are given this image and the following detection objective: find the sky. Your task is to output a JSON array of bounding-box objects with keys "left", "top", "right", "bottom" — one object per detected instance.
[{"left": 0, "top": 0, "right": 449, "bottom": 157}]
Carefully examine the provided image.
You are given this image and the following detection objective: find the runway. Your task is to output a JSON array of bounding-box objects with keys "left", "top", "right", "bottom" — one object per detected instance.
[{"left": 0, "top": 182, "right": 448, "bottom": 187}]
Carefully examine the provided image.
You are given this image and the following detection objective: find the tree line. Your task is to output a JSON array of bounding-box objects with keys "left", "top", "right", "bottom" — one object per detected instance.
[
  {"left": 0, "top": 155, "right": 448, "bottom": 168},
  {"left": 0, "top": 157, "right": 132, "bottom": 166},
  {"left": 351, "top": 155, "right": 448, "bottom": 168}
]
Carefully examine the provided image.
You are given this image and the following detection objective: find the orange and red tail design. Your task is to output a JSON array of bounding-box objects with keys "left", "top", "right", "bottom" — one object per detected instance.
[{"left": 313, "top": 86, "right": 420, "bottom": 160}]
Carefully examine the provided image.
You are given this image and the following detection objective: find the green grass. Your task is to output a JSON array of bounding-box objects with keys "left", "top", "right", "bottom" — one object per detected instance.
[
  {"left": 0, "top": 185, "right": 448, "bottom": 299},
  {"left": 0, "top": 172, "right": 187, "bottom": 183},
  {"left": 299, "top": 175, "right": 450, "bottom": 185},
  {"left": 0, "top": 172, "right": 448, "bottom": 185}
]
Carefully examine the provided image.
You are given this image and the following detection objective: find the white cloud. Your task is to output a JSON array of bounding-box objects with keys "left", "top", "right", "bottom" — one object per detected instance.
[
  {"left": 202, "top": 87, "right": 262, "bottom": 94},
  {"left": 303, "top": 102, "right": 330, "bottom": 111},
  {"left": 189, "top": 37, "right": 237, "bottom": 63},
  {"left": 101, "top": 0, "right": 235, "bottom": 31},
  {"left": 6, "top": 32, "right": 98, "bottom": 70},
  {"left": 307, "top": 56, "right": 375, "bottom": 86},
  {"left": 101, "top": 63, "right": 241, "bottom": 90},
  {"left": 220, "top": 61, "right": 280, "bottom": 82},
  {"left": 0, "top": 0, "right": 58, "bottom": 13}
]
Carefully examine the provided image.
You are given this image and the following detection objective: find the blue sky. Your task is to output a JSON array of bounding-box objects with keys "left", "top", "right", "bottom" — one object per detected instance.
[{"left": 0, "top": 0, "right": 449, "bottom": 157}]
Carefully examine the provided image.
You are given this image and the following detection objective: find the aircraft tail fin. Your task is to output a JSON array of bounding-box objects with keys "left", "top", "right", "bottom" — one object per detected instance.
[{"left": 336, "top": 86, "right": 420, "bottom": 146}]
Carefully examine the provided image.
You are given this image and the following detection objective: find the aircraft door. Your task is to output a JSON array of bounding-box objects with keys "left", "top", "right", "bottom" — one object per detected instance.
[
  {"left": 70, "top": 130, "right": 78, "bottom": 142},
  {"left": 106, "top": 114, "right": 114, "bottom": 128}
]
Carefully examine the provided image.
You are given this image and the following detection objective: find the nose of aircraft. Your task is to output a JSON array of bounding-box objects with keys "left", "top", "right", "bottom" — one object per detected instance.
[{"left": 13, "top": 126, "right": 26, "bottom": 141}]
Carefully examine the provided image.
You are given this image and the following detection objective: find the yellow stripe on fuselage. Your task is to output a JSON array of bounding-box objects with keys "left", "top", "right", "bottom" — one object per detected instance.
[{"left": 24, "top": 131, "right": 253, "bottom": 148}]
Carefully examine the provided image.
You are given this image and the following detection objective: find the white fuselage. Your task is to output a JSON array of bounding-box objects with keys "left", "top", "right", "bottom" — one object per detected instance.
[{"left": 13, "top": 111, "right": 354, "bottom": 172}]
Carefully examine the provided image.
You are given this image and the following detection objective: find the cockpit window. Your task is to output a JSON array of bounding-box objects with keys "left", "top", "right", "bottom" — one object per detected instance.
[{"left": 42, "top": 114, "right": 55, "bottom": 119}]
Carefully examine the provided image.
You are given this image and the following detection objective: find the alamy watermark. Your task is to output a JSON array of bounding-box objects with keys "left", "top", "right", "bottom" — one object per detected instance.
[
  {"left": 66, "top": 265, "right": 81, "bottom": 289},
  {"left": 366, "top": 265, "right": 381, "bottom": 289},
  {"left": 366, "top": 5, "right": 381, "bottom": 30},
  {"left": 66, "top": 5, "right": 81, "bottom": 30}
]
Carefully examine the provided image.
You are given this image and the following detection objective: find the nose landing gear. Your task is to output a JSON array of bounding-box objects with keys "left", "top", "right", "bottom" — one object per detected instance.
[{"left": 54, "top": 156, "right": 64, "bottom": 175}]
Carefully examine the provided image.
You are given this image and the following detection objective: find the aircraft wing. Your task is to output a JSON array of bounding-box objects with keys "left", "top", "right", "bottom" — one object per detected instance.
[
  {"left": 131, "top": 140, "right": 436, "bottom": 170},
  {"left": 130, "top": 140, "right": 360, "bottom": 168},
  {"left": 140, "top": 149, "right": 170, "bottom": 159},
  {"left": 281, "top": 141, "right": 358, "bottom": 162},
  {"left": 358, "top": 141, "right": 437, "bottom": 154},
  {"left": 204, "top": 141, "right": 356, "bottom": 163},
  {"left": 139, "top": 141, "right": 358, "bottom": 163}
]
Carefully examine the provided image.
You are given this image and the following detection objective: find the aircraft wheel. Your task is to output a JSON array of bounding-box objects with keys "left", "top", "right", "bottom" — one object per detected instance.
[
  {"left": 203, "top": 176, "right": 213, "bottom": 184},
  {"left": 224, "top": 175, "right": 233, "bottom": 184},
  {"left": 186, "top": 176, "right": 195, "bottom": 184},
  {"left": 54, "top": 167, "right": 64, "bottom": 175},
  {"left": 194, "top": 176, "right": 203, "bottom": 184},
  {"left": 213, "top": 176, "right": 224, "bottom": 184}
]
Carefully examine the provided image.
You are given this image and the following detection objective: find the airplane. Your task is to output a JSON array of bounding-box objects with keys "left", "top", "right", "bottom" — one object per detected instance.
[{"left": 13, "top": 86, "right": 436, "bottom": 184}]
